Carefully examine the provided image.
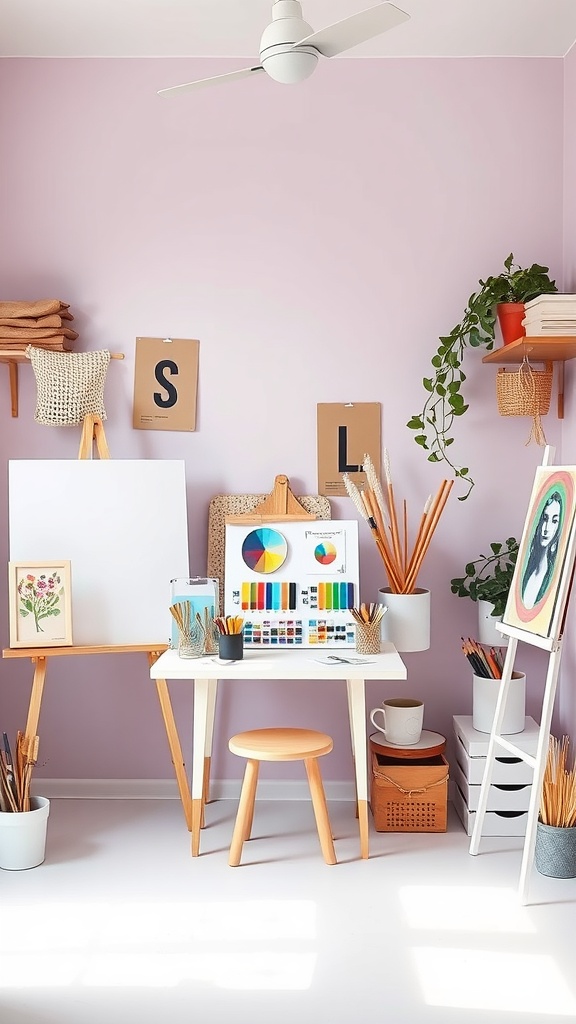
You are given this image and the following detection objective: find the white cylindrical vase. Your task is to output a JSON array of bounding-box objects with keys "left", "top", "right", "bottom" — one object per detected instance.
[
  {"left": 0, "top": 796, "right": 50, "bottom": 870},
  {"left": 477, "top": 599, "right": 509, "bottom": 647},
  {"left": 379, "top": 587, "right": 430, "bottom": 653},
  {"left": 472, "top": 671, "right": 526, "bottom": 734}
]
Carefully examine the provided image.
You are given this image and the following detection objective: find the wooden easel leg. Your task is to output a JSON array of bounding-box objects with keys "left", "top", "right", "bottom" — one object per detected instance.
[
  {"left": 78, "top": 414, "right": 110, "bottom": 459},
  {"left": 149, "top": 654, "right": 192, "bottom": 832},
  {"left": 26, "top": 657, "right": 47, "bottom": 739}
]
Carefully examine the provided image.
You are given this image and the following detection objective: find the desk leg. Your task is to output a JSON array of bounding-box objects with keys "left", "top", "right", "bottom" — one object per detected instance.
[
  {"left": 192, "top": 679, "right": 217, "bottom": 856},
  {"left": 26, "top": 657, "right": 47, "bottom": 739},
  {"left": 346, "top": 677, "right": 369, "bottom": 859}
]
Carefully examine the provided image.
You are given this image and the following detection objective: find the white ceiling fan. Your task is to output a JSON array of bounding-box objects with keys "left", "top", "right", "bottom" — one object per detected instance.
[{"left": 158, "top": 0, "right": 410, "bottom": 95}]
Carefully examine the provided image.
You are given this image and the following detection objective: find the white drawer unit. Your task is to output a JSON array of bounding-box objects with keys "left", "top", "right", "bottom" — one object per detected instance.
[{"left": 452, "top": 715, "right": 539, "bottom": 836}]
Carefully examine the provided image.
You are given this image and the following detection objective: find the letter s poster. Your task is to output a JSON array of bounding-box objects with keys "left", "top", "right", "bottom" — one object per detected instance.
[{"left": 133, "top": 336, "right": 199, "bottom": 431}]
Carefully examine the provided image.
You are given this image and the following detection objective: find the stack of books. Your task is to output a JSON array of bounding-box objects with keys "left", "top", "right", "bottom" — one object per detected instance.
[{"left": 521, "top": 294, "right": 576, "bottom": 336}]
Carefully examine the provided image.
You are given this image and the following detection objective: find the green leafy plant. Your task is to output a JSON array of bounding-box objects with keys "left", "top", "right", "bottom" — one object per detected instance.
[
  {"left": 407, "top": 254, "right": 557, "bottom": 500},
  {"left": 450, "top": 536, "right": 519, "bottom": 618}
]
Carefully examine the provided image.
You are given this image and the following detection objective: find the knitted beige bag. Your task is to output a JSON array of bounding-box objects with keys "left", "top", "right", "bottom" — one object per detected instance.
[{"left": 26, "top": 346, "right": 111, "bottom": 426}]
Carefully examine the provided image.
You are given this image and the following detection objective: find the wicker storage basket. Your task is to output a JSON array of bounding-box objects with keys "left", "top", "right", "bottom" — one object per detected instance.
[
  {"left": 370, "top": 751, "right": 449, "bottom": 832},
  {"left": 496, "top": 360, "right": 552, "bottom": 417}
]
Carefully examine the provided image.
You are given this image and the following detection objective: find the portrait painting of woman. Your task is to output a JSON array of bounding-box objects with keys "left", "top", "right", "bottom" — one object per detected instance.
[
  {"left": 521, "top": 490, "right": 563, "bottom": 610},
  {"left": 504, "top": 468, "right": 576, "bottom": 639}
]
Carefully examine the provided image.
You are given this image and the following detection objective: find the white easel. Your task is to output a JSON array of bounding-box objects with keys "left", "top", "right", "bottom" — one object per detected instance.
[{"left": 469, "top": 446, "right": 576, "bottom": 903}]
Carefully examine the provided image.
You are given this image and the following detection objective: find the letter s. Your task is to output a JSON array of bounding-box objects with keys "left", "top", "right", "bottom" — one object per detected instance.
[{"left": 154, "top": 360, "right": 178, "bottom": 408}]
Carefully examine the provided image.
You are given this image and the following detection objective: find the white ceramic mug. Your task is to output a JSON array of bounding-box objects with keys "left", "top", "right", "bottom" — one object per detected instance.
[{"left": 370, "top": 697, "right": 424, "bottom": 745}]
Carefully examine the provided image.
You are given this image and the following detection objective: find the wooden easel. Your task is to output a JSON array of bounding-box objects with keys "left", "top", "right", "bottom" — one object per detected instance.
[
  {"left": 225, "top": 474, "right": 318, "bottom": 524},
  {"left": 469, "top": 446, "right": 576, "bottom": 903},
  {"left": 77, "top": 413, "right": 110, "bottom": 459},
  {"left": 2, "top": 414, "right": 193, "bottom": 830}
]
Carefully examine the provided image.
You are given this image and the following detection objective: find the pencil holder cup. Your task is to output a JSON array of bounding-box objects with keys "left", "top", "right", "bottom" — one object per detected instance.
[
  {"left": 355, "top": 620, "right": 381, "bottom": 655},
  {"left": 177, "top": 623, "right": 204, "bottom": 659},
  {"left": 472, "top": 670, "right": 526, "bottom": 734},
  {"left": 218, "top": 632, "right": 244, "bottom": 661}
]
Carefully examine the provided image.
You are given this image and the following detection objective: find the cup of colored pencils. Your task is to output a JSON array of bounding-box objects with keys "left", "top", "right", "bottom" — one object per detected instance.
[
  {"left": 215, "top": 616, "right": 244, "bottom": 661},
  {"left": 343, "top": 450, "right": 453, "bottom": 594},
  {"left": 461, "top": 637, "right": 503, "bottom": 679},
  {"left": 351, "top": 603, "right": 386, "bottom": 655}
]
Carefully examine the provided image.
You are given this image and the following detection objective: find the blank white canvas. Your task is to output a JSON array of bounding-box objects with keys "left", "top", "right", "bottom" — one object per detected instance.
[{"left": 9, "top": 460, "right": 189, "bottom": 646}]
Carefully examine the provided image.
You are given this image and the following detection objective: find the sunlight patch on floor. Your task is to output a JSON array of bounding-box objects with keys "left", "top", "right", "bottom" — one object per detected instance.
[
  {"left": 398, "top": 885, "right": 536, "bottom": 933},
  {"left": 0, "top": 900, "right": 318, "bottom": 991},
  {"left": 413, "top": 947, "right": 576, "bottom": 1015}
]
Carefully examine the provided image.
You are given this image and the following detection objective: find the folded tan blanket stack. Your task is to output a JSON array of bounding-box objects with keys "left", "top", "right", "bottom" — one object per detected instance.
[{"left": 0, "top": 299, "right": 78, "bottom": 356}]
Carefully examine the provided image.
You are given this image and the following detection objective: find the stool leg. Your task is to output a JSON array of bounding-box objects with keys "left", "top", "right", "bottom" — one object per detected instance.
[
  {"left": 229, "top": 758, "right": 259, "bottom": 867},
  {"left": 304, "top": 756, "right": 337, "bottom": 865}
]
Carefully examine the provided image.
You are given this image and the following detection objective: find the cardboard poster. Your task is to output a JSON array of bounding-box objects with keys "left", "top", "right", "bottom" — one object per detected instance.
[
  {"left": 133, "top": 336, "right": 199, "bottom": 431},
  {"left": 317, "top": 402, "right": 381, "bottom": 497}
]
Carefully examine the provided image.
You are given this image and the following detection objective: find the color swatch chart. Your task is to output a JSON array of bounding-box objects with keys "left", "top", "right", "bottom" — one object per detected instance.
[{"left": 224, "top": 520, "right": 360, "bottom": 648}]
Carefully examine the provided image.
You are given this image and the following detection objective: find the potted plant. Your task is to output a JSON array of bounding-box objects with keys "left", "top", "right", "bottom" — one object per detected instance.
[
  {"left": 450, "top": 536, "right": 519, "bottom": 644},
  {"left": 407, "top": 254, "right": 557, "bottom": 500}
]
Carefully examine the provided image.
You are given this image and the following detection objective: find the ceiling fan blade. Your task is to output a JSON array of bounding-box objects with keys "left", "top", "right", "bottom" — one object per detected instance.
[
  {"left": 158, "top": 66, "right": 265, "bottom": 96},
  {"left": 296, "top": 2, "right": 409, "bottom": 59}
]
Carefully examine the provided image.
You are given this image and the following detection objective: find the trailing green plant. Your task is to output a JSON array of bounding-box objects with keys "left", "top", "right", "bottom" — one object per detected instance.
[
  {"left": 407, "top": 254, "right": 557, "bottom": 500},
  {"left": 450, "top": 536, "right": 519, "bottom": 618}
]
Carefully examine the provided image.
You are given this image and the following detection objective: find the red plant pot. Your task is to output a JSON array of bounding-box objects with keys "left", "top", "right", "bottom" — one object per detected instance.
[{"left": 497, "top": 302, "right": 526, "bottom": 346}]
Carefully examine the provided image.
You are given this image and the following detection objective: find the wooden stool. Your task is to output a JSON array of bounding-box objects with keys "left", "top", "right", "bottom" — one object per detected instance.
[{"left": 228, "top": 727, "right": 337, "bottom": 866}]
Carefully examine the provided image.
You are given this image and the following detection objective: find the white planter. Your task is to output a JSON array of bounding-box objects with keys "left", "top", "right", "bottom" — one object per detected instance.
[
  {"left": 0, "top": 796, "right": 50, "bottom": 870},
  {"left": 379, "top": 587, "right": 430, "bottom": 652},
  {"left": 472, "top": 672, "right": 526, "bottom": 734},
  {"left": 477, "top": 599, "right": 509, "bottom": 647}
]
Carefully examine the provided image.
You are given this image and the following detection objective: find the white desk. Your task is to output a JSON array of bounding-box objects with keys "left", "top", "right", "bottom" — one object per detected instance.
[{"left": 150, "top": 643, "right": 407, "bottom": 859}]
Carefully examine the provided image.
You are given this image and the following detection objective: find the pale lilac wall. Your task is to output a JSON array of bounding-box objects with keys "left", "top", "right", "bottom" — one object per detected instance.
[
  {"left": 0, "top": 56, "right": 565, "bottom": 781},
  {"left": 560, "top": 43, "right": 576, "bottom": 742}
]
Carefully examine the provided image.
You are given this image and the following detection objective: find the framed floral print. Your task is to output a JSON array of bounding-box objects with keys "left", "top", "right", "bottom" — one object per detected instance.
[{"left": 8, "top": 560, "right": 73, "bottom": 648}]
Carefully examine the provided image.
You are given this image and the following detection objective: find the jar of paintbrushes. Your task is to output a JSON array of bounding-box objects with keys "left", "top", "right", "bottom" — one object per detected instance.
[
  {"left": 169, "top": 601, "right": 204, "bottom": 658},
  {"left": 352, "top": 603, "right": 386, "bottom": 654}
]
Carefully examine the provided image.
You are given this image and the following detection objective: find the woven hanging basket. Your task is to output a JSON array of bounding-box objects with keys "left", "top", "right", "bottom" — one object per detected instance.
[
  {"left": 496, "top": 360, "right": 553, "bottom": 417},
  {"left": 495, "top": 358, "right": 553, "bottom": 446}
]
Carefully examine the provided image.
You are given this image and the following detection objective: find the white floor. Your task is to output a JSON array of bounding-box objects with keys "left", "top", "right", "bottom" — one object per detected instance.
[{"left": 1, "top": 797, "right": 576, "bottom": 1024}]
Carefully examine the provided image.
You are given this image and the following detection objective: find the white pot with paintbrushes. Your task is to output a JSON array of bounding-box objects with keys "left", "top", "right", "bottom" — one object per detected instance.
[
  {"left": 0, "top": 732, "right": 49, "bottom": 870},
  {"left": 342, "top": 451, "right": 453, "bottom": 653}
]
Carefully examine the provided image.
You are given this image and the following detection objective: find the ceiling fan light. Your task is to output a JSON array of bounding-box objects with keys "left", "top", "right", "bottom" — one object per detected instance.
[{"left": 261, "top": 47, "right": 318, "bottom": 83}]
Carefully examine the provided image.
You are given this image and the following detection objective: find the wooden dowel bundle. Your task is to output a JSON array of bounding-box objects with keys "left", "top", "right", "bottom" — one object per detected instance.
[
  {"left": 343, "top": 450, "right": 453, "bottom": 594},
  {"left": 540, "top": 735, "right": 576, "bottom": 828}
]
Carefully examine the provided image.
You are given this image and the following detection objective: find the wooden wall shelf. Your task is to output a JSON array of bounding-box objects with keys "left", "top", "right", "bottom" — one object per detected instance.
[
  {"left": 482, "top": 337, "right": 576, "bottom": 365},
  {"left": 0, "top": 350, "right": 124, "bottom": 418},
  {"left": 482, "top": 336, "right": 576, "bottom": 420}
]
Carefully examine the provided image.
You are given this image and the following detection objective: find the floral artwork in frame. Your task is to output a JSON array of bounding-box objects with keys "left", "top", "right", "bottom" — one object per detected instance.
[
  {"left": 8, "top": 560, "right": 73, "bottom": 648},
  {"left": 503, "top": 467, "right": 576, "bottom": 640}
]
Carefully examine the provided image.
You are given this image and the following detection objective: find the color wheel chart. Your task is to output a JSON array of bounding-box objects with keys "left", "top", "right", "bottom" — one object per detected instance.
[{"left": 224, "top": 521, "right": 360, "bottom": 648}]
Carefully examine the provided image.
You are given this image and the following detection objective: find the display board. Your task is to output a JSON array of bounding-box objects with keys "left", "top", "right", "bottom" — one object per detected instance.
[
  {"left": 224, "top": 520, "right": 359, "bottom": 648},
  {"left": 9, "top": 460, "right": 189, "bottom": 646}
]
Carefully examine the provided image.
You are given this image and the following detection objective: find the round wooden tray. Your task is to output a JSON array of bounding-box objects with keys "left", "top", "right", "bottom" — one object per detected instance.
[{"left": 369, "top": 730, "right": 446, "bottom": 759}]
